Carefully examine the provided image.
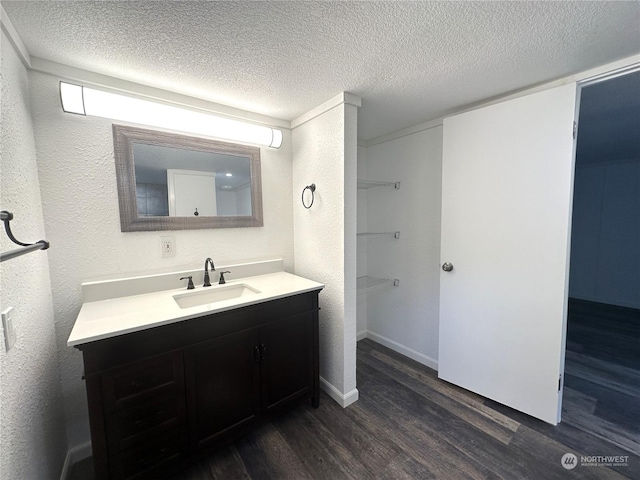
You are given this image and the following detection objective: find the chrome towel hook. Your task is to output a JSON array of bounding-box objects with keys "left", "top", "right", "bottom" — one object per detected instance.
[{"left": 302, "top": 184, "right": 316, "bottom": 209}]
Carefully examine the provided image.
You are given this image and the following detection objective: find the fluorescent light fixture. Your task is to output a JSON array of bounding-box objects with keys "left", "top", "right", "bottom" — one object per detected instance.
[
  {"left": 225, "top": 173, "right": 233, "bottom": 177},
  {"left": 59, "top": 81, "right": 283, "bottom": 148}
]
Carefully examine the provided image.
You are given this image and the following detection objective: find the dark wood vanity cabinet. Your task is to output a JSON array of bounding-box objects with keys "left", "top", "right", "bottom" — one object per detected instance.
[
  {"left": 184, "top": 328, "right": 262, "bottom": 451},
  {"left": 78, "top": 291, "right": 320, "bottom": 480},
  {"left": 260, "top": 312, "right": 317, "bottom": 413}
]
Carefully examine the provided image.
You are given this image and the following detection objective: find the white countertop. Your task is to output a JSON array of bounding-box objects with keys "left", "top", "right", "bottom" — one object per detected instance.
[{"left": 68, "top": 271, "right": 324, "bottom": 347}]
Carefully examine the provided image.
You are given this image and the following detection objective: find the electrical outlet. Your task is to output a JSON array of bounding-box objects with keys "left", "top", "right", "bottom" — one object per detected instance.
[
  {"left": 2, "top": 307, "right": 16, "bottom": 351},
  {"left": 161, "top": 236, "right": 176, "bottom": 257}
]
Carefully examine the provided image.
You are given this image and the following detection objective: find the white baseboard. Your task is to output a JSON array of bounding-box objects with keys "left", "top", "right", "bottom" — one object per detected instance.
[
  {"left": 319, "top": 376, "right": 359, "bottom": 407},
  {"left": 365, "top": 330, "right": 439, "bottom": 371},
  {"left": 60, "top": 441, "right": 92, "bottom": 480},
  {"left": 356, "top": 330, "right": 368, "bottom": 341}
]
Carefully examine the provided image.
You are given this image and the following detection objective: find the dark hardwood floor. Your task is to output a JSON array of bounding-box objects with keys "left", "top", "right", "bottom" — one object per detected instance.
[
  {"left": 560, "top": 298, "right": 640, "bottom": 458},
  {"left": 70, "top": 338, "right": 639, "bottom": 479},
  {"left": 566, "top": 298, "right": 640, "bottom": 371}
]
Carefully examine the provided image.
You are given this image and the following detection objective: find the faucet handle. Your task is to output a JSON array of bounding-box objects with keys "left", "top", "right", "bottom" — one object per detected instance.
[
  {"left": 180, "top": 276, "right": 195, "bottom": 290},
  {"left": 219, "top": 271, "right": 231, "bottom": 285}
]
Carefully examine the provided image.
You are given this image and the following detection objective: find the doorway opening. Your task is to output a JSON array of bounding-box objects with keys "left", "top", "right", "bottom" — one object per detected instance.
[{"left": 565, "top": 69, "right": 640, "bottom": 454}]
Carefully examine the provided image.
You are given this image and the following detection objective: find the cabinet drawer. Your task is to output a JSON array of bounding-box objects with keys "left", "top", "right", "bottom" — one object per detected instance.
[
  {"left": 102, "top": 352, "right": 184, "bottom": 412},
  {"left": 106, "top": 393, "right": 186, "bottom": 454},
  {"left": 110, "top": 427, "right": 188, "bottom": 480}
]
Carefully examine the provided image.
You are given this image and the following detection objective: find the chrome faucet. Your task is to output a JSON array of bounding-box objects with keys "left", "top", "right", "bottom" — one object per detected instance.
[{"left": 203, "top": 257, "right": 215, "bottom": 287}]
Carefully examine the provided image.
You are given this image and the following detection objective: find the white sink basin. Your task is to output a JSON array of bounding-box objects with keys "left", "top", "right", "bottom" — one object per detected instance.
[{"left": 173, "top": 284, "right": 260, "bottom": 309}]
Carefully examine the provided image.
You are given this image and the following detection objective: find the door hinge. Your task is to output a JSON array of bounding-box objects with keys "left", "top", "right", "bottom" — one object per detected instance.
[
  {"left": 558, "top": 374, "right": 562, "bottom": 391},
  {"left": 572, "top": 121, "right": 577, "bottom": 140}
]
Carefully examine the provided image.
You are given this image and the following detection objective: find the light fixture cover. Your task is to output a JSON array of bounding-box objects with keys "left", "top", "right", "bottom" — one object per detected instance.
[
  {"left": 59, "top": 82, "right": 282, "bottom": 148},
  {"left": 60, "top": 82, "right": 85, "bottom": 114}
]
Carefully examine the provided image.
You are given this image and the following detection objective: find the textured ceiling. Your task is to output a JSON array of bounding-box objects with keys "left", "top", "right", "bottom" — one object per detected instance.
[{"left": 3, "top": 1, "right": 640, "bottom": 140}]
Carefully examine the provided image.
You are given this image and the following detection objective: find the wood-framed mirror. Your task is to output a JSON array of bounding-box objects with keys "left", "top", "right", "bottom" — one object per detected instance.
[{"left": 113, "top": 124, "right": 263, "bottom": 232}]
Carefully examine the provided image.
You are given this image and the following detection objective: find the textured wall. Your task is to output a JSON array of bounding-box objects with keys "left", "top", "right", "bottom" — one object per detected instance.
[
  {"left": 0, "top": 32, "right": 67, "bottom": 479},
  {"left": 364, "top": 126, "right": 443, "bottom": 367},
  {"left": 343, "top": 105, "right": 358, "bottom": 393},
  {"left": 28, "top": 70, "right": 294, "bottom": 448},
  {"left": 292, "top": 101, "right": 358, "bottom": 401}
]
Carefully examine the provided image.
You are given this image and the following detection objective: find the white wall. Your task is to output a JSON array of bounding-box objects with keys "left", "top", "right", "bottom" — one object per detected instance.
[
  {"left": 292, "top": 95, "right": 359, "bottom": 406},
  {"left": 569, "top": 158, "right": 640, "bottom": 309},
  {"left": 356, "top": 145, "right": 368, "bottom": 338},
  {"left": 28, "top": 70, "right": 294, "bottom": 448},
  {"left": 0, "top": 32, "right": 67, "bottom": 479},
  {"left": 361, "top": 126, "right": 443, "bottom": 368}
]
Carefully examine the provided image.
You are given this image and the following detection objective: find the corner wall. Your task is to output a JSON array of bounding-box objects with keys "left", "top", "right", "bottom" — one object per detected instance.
[
  {"left": 0, "top": 31, "right": 67, "bottom": 479},
  {"left": 292, "top": 94, "right": 359, "bottom": 406},
  {"left": 360, "top": 125, "right": 443, "bottom": 368},
  {"left": 28, "top": 70, "right": 294, "bottom": 449}
]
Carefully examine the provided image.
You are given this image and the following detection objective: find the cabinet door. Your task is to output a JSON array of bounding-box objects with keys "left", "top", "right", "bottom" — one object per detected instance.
[
  {"left": 260, "top": 312, "right": 315, "bottom": 413},
  {"left": 184, "top": 328, "right": 261, "bottom": 450}
]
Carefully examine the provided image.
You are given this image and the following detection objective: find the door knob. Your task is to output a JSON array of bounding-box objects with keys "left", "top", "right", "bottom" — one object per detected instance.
[{"left": 442, "top": 262, "right": 454, "bottom": 272}]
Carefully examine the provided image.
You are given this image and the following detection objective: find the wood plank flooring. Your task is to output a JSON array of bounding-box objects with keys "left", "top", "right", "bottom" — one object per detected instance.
[
  {"left": 70, "top": 339, "right": 639, "bottom": 479},
  {"left": 566, "top": 298, "right": 640, "bottom": 370},
  {"left": 561, "top": 298, "right": 640, "bottom": 456}
]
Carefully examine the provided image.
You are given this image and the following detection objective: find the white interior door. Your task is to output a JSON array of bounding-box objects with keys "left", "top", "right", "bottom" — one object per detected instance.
[
  {"left": 167, "top": 169, "right": 217, "bottom": 217},
  {"left": 438, "top": 83, "right": 578, "bottom": 425}
]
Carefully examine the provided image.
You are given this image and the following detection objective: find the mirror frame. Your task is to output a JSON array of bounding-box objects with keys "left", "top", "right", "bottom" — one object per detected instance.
[{"left": 113, "top": 124, "right": 263, "bottom": 232}]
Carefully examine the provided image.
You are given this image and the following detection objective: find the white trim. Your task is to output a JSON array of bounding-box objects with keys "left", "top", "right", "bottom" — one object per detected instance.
[
  {"left": 59, "top": 455, "right": 72, "bottom": 480},
  {"left": 363, "top": 118, "right": 443, "bottom": 147},
  {"left": 365, "top": 331, "right": 438, "bottom": 371},
  {"left": 291, "top": 92, "right": 361, "bottom": 129},
  {"left": 0, "top": 6, "right": 31, "bottom": 68},
  {"left": 29, "top": 57, "right": 290, "bottom": 129},
  {"left": 356, "top": 330, "right": 368, "bottom": 341},
  {"left": 319, "top": 376, "right": 359, "bottom": 407},
  {"left": 572, "top": 55, "right": 640, "bottom": 82},
  {"left": 361, "top": 54, "right": 640, "bottom": 147},
  {"left": 444, "top": 55, "right": 640, "bottom": 122},
  {"left": 59, "top": 441, "right": 92, "bottom": 480},
  {"left": 578, "top": 64, "right": 640, "bottom": 88}
]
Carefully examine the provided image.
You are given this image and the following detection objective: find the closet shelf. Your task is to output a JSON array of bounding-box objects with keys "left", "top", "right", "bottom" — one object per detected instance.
[
  {"left": 357, "top": 231, "right": 400, "bottom": 239},
  {"left": 357, "top": 276, "right": 399, "bottom": 294},
  {"left": 357, "top": 180, "right": 400, "bottom": 190}
]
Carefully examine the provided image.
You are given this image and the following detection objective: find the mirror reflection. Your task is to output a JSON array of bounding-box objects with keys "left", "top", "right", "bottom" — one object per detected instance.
[
  {"left": 132, "top": 143, "right": 252, "bottom": 217},
  {"left": 113, "top": 124, "right": 263, "bottom": 232}
]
